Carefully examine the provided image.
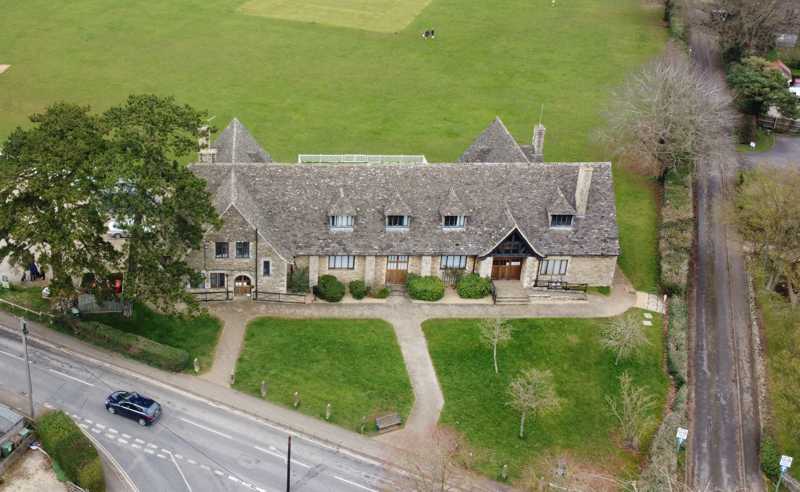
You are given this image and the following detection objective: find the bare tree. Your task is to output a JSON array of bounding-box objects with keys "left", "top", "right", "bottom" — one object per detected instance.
[
  {"left": 508, "top": 368, "right": 562, "bottom": 439},
  {"left": 478, "top": 318, "right": 513, "bottom": 374},
  {"left": 600, "top": 312, "right": 651, "bottom": 365},
  {"left": 606, "top": 372, "right": 656, "bottom": 451},
  {"left": 398, "top": 427, "right": 476, "bottom": 492},
  {"left": 598, "top": 44, "right": 734, "bottom": 179},
  {"left": 733, "top": 168, "right": 800, "bottom": 304},
  {"left": 704, "top": 0, "right": 800, "bottom": 61}
]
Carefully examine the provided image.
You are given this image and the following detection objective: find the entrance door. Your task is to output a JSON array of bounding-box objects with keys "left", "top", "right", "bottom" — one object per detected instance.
[
  {"left": 233, "top": 275, "right": 252, "bottom": 296},
  {"left": 491, "top": 258, "right": 523, "bottom": 280},
  {"left": 385, "top": 256, "right": 409, "bottom": 284}
]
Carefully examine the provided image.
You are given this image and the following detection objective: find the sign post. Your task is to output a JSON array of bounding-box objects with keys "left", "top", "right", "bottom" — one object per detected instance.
[
  {"left": 776, "top": 455, "right": 793, "bottom": 492},
  {"left": 20, "top": 318, "right": 34, "bottom": 419},
  {"left": 676, "top": 427, "right": 688, "bottom": 455}
]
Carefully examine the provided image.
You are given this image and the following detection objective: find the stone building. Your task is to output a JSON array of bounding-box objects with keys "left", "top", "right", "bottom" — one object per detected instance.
[{"left": 187, "top": 117, "right": 619, "bottom": 297}]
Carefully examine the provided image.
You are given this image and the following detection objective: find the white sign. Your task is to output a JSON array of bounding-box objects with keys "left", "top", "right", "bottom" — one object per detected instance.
[
  {"left": 676, "top": 427, "right": 688, "bottom": 440},
  {"left": 780, "top": 455, "right": 793, "bottom": 469}
]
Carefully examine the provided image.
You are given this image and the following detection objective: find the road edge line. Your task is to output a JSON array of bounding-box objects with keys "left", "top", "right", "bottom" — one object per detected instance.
[{"left": 80, "top": 424, "right": 139, "bottom": 492}]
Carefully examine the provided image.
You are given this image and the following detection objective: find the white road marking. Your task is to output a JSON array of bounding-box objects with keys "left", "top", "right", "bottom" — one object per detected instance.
[
  {"left": 48, "top": 368, "right": 95, "bottom": 387},
  {"left": 96, "top": 424, "right": 106, "bottom": 430},
  {"left": 80, "top": 424, "right": 89, "bottom": 429},
  {"left": 144, "top": 448, "right": 155, "bottom": 455},
  {"left": 157, "top": 454, "right": 167, "bottom": 459},
  {"left": 200, "top": 464, "right": 210, "bottom": 471},
  {"left": 108, "top": 428, "right": 118, "bottom": 434},
  {"left": 228, "top": 475, "right": 240, "bottom": 483},
  {"left": 168, "top": 450, "right": 193, "bottom": 492},
  {"left": 161, "top": 448, "right": 170, "bottom": 454},
  {"left": 131, "top": 444, "right": 142, "bottom": 449},
  {"left": 146, "top": 443, "right": 158, "bottom": 449},
  {"left": 214, "top": 470, "right": 224, "bottom": 476},
  {"left": 122, "top": 433, "right": 131, "bottom": 439},
  {"left": 187, "top": 459, "right": 197, "bottom": 465},
  {"left": 333, "top": 476, "right": 378, "bottom": 492},
  {"left": 134, "top": 438, "right": 145, "bottom": 444},
  {"left": 118, "top": 438, "right": 128, "bottom": 444},
  {"left": 0, "top": 349, "right": 21, "bottom": 359},
  {"left": 175, "top": 454, "right": 184, "bottom": 460},
  {"left": 85, "top": 419, "right": 93, "bottom": 424},
  {"left": 254, "top": 445, "right": 311, "bottom": 468},
  {"left": 71, "top": 413, "right": 80, "bottom": 419},
  {"left": 179, "top": 417, "right": 232, "bottom": 440},
  {"left": 106, "top": 433, "right": 116, "bottom": 439},
  {"left": 91, "top": 428, "right": 101, "bottom": 434}
]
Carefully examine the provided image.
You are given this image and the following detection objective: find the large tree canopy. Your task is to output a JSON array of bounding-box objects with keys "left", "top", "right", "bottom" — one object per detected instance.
[
  {"left": 727, "top": 57, "right": 799, "bottom": 119},
  {"left": 0, "top": 103, "right": 118, "bottom": 303},
  {"left": 706, "top": 0, "right": 799, "bottom": 62},
  {"left": 101, "top": 94, "right": 221, "bottom": 314}
]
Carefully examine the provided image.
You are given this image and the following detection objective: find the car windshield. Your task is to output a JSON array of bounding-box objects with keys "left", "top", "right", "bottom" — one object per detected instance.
[{"left": 145, "top": 402, "right": 159, "bottom": 416}]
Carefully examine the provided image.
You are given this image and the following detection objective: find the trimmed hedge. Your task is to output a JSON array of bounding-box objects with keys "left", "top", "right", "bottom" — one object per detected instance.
[
  {"left": 348, "top": 280, "right": 369, "bottom": 300},
  {"left": 37, "top": 410, "right": 105, "bottom": 492},
  {"left": 60, "top": 319, "right": 189, "bottom": 371},
  {"left": 314, "top": 275, "right": 345, "bottom": 302},
  {"left": 287, "top": 267, "right": 310, "bottom": 293},
  {"left": 369, "top": 286, "right": 391, "bottom": 299},
  {"left": 406, "top": 274, "right": 445, "bottom": 301},
  {"left": 456, "top": 273, "right": 492, "bottom": 299}
]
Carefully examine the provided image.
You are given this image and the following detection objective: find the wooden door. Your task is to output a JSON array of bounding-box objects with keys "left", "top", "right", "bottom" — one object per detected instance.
[
  {"left": 233, "top": 275, "right": 252, "bottom": 296},
  {"left": 491, "top": 258, "right": 523, "bottom": 280},
  {"left": 385, "top": 256, "right": 409, "bottom": 284}
]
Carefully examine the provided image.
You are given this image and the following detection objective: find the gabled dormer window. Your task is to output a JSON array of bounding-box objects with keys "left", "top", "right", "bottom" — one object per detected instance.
[
  {"left": 550, "top": 214, "right": 574, "bottom": 228},
  {"left": 443, "top": 215, "right": 465, "bottom": 229},
  {"left": 386, "top": 215, "right": 409, "bottom": 229},
  {"left": 329, "top": 215, "right": 354, "bottom": 230}
]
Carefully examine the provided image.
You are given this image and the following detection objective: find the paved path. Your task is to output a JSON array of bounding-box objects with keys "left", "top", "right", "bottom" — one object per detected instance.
[
  {"left": 742, "top": 135, "right": 800, "bottom": 171},
  {"left": 200, "top": 303, "right": 252, "bottom": 386}
]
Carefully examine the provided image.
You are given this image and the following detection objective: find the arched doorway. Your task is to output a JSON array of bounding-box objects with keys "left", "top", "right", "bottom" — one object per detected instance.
[{"left": 233, "top": 275, "right": 252, "bottom": 296}]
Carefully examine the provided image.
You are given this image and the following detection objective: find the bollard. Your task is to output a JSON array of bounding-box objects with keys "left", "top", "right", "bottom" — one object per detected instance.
[
  {"left": 293, "top": 391, "right": 300, "bottom": 408},
  {"left": 260, "top": 380, "right": 267, "bottom": 398},
  {"left": 193, "top": 357, "right": 200, "bottom": 374},
  {"left": 325, "top": 403, "right": 331, "bottom": 421},
  {"left": 501, "top": 464, "right": 508, "bottom": 481}
]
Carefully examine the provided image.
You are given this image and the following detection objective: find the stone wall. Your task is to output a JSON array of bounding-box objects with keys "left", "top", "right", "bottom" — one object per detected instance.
[{"left": 317, "top": 255, "right": 366, "bottom": 284}]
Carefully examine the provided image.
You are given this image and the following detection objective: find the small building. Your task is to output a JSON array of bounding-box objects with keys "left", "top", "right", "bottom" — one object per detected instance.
[{"left": 187, "top": 117, "right": 620, "bottom": 297}]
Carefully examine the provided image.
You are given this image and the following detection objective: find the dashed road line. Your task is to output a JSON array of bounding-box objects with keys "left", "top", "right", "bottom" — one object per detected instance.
[
  {"left": 157, "top": 454, "right": 167, "bottom": 459},
  {"left": 187, "top": 459, "right": 197, "bottom": 465},
  {"left": 91, "top": 428, "right": 101, "bottom": 434},
  {"left": 179, "top": 417, "right": 232, "bottom": 440},
  {"left": 200, "top": 464, "right": 210, "bottom": 471},
  {"left": 79, "top": 423, "right": 89, "bottom": 429},
  {"left": 118, "top": 438, "right": 129, "bottom": 445},
  {"left": 214, "top": 470, "right": 224, "bottom": 476},
  {"left": 122, "top": 433, "right": 131, "bottom": 439},
  {"left": 96, "top": 424, "right": 106, "bottom": 430},
  {"left": 254, "top": 445, "right": 311, "bottom": 468},
  {"left": 333, "top": 475, "right": 378, "bottom": 492},
  {"left": 108, "top": 428, "right": 118, "bottom": 434},
  {"left": 0, "top": 349, "right": 21, "bottom": 360},
  {"left": 85, "top": 419, "right": 93, "bottom": 424},
  {"left": 175, "top": 454, "right": 184, "bottom": 460},
  {"left": 168, "top": 450, "right": 193, "bottom": 492},
  {"left": 134, "top": 438, "right": 145, "bottom": 444},
  {"left": 144, "top": 449, "right": 155, "bottom": 455},
  {"left": 132, "top": 444, "right": 142, "bottom": 450},
  {"left": 105, "top": 433, "right": 116, "bottom": 439},
  {"left": 228, "top": 475, "right": 240, "bottom": 483},
  {"left": 48, "top": 368, "right": 95, "bottom": 387},
  {"left": 146, "top": 443, "right": 158, "bottom": 449}
]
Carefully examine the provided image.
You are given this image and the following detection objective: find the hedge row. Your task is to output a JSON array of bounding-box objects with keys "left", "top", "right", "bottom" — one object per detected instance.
[
  {"left": 456, "top": 273, "right": 492, "bottom": 299},
  {"left": 406, "top": 274, "right": 445, "bottom": 301},
  {"left": 59, "top": 319, "right": 189, "bottom": 371},
  {"left": 666, "top": 297, "right": 689, "bottom": 388},
  {"left": 659, "top": 171, "right": 694, "bottom": 296},
  {"left": 37, "top": 410, "right": 105, "bottom": 492},
  {"left": 637, "top": 385, "right": 688, "bottom": 491}
]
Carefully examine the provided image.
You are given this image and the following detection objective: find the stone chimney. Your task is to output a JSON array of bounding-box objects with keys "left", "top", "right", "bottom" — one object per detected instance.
[
  {"left": 575, "top": 165, "right": 593, "bottom": 217},
  {"left": 197, "top": 125, "right": 217, "bottom": 163},
  {"left": 531, "top": 124, "right": 545, "bottom": 162}
]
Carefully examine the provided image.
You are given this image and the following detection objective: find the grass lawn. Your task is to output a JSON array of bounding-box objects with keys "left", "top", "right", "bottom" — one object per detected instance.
[
  {"left": 423, "top": 311, "right": 668, "bottom": 482},
  {"left": 233, "top": 318, "right": 413, "bottom": 432},
  {"left": 736, "top": 129, "right": 776, "bottom": 153},
  {"left": 0, "top": 285, "right": 51, "bottom": 313},
  {"left": 615, "top": 167, "right": 661, "bottom": 293},
  {"left": 88, "top": 304, "right": 222, "bottom": 371}
]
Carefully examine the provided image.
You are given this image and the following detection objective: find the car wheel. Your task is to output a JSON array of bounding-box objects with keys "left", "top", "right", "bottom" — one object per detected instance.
[
  {"left": 107, "top": 406, "right": 116, "bottom": 414},
  {"left": 138, "top": 418, "right": 147, "bottom": 427}
]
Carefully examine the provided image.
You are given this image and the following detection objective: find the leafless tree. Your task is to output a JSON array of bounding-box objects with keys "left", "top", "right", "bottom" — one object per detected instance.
[
  {"left": 398, "top": 427, "right": 477, "bottom": 492},
  {"left": 703, "top": 0, "right": 800, "bottom": 61},
  {"left": 733, "top": 168, "right": 800, "bottom": 305},
  {"left": 478, "top": 318, "right": 513, "bottom": 374},
  {"left": 600, "top": 312, "right": 651, "bottom": 365},
  {"left": 598, "top": 44, "right": 734, "bottom": 179},
  {"left": 508, "top": 368, "right": 562, "bottom": 439},
  {"left": 606, "top": 372, "right": 656, "bottom": 451}
]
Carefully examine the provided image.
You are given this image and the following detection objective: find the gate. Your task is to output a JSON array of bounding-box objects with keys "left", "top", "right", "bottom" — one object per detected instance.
[{"left": 385, "top": 256, "right": 409, "bottom": 284}]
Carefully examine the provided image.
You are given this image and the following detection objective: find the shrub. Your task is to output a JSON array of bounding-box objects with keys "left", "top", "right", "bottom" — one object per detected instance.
[
  {"left": 761, "top": 436, "right": 781, "bottom": 481},
  {"left": 59, "top": 319, "right": 189, "bottom": 371},
  {"left": 36, "top": 411, "right": 105, "bottom": 492},
  {"left": 456, "top": 273, "right": 492, "bottom": 299},
  {"left": 369, "top": 286, "right": 391, "bottom": 299},
  {"left": 287, "top": 267, "right": 310, "bottom": 293},
  {"left": 667, "top": 296, "right": 689, "bottom": 388},
  {"left": 348, "top": 280, "right": 369, "bottom": 300},
  {"left": 314, "top": 275, "right": 345, "bottom": 302},
  {"left": 407, "top": 274, "right": 445, "bottom": 301}
]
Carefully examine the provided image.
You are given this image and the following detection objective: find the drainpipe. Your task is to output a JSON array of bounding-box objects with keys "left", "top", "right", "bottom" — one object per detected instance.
[{"left": 254, "top": 229, "right": 259, "bottom": 299}]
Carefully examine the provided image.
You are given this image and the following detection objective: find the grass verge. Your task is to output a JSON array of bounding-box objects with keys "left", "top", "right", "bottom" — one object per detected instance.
[
  {"left": 615, "top": 167, "right": 661, "bottom": 293},
  {"left": 423, "top": 311, "right": 668, "bottom": 482},
  {"left": 233, "top": 317, "right": 413, "bottom": 432},
  {"left": 736, "top": 129, "right": 776, "bottom": 153},
  {"left": 36, "top": 410, "right": 105, "bottom": 492}
]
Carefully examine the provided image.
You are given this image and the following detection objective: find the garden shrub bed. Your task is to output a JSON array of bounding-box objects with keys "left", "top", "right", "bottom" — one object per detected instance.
[
  {"left": 456, "top": 273, "right": 492, "bottom": 299},
  {"left": 406, "top": 274, "right": 445, "bottom": 301},
  {"left": 348, "top": 280, "right": 369, "bottom": 300},
  {"left": 36, "top": 410, "right": 105, "bottom": 492},
  {"left": 314, "top": 275, "right": 345, "bottom": 302},
  {"left": 58, "top": 318, "right": 189, "bottom": 371},
  {"left": 659, "top": 170, "right": 694, "bottom": 296}
]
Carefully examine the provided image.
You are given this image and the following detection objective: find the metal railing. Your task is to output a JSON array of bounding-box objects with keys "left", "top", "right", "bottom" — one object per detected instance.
[
  {"left": 533, "top": 279, "right": 588, "bottom": 292},
  {"left": 253, "top": 291, "right": 309, "bottom": 304},
  {"left": 188, "top": 288, "right": 231, "bottom": 302},
  {"left": 298, "top": 154, "right": 428, "bottom": 165}
]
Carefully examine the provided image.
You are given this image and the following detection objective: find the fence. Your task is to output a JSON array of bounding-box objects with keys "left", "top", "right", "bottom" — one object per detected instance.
[
  {"left": 758, "top": 115, "right": 800, "bottom": 134},
  {"left": 533, "top": 279, "right": 588, "bottom": 292},
  {"left": 253, "top": 291, "right": 309, "bottom": 304},
  {"left": 440, "top": 269, "right": 463, "bottom": 288},
  {"left": 77, "top": 294, "right": 125, "bottom": 314},
  {"left": 188, "top": 288, "right": 231, "bottom": 302},
  {"left": 297, "top": 154, "right": 428, "bottom": 165}
]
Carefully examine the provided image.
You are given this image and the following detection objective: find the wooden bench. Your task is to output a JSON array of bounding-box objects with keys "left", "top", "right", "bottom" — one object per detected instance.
[{"left": 375, "top": 413, "right": 402, "bottom": 433}]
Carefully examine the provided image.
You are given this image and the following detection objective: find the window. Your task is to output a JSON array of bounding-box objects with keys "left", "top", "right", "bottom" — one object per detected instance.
[
  {"left": 235, "top": 241, "right": 250, "bottom": 258},
  {"left": 538, "top": 259, "right": 568, "bottom": 276},
  {"left": 328, "top": 255, "right": 355, "bottom": 270},
  {"left": 262, "top": 260, "right": 271, "bottom": 276},
  {"left": 440, "top": 255, "right": 467, "bottom": 269},
  {"left": 215, "top": 242, "right": 229, "bottom": 259},
  {"left": 550, "top": 214, "right": 574, "bottom": 228},
  {"left": 210, "top": 272, "right": 226, "bottom": 288},
  {"left": 443, "top": 215, "right": 465, "bottom": 228},
  {"left": 329, "top": 215, "right": 354, "bottom": 229},
  {"left": 386, "top": 215, "right": 408, "bottom": 228}
]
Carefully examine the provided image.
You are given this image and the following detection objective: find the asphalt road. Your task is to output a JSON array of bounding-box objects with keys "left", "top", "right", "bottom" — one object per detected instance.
[
  {"left": 0, "top": 329, "right": 398, "bottom": 492},
  {"left": 688, "top": 20, "right": 764, "bottom": 492}
]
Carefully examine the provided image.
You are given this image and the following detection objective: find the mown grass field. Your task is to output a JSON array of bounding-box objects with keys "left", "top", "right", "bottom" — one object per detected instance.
[
  {"left": 423, "top": 312, "right": 668, "bottom": 482},
  {"left": 0, "top": 0, "right": 666, "bottom": 291},
  {"left": 233, "top": 318, "right": 413, "bottom": 432}
]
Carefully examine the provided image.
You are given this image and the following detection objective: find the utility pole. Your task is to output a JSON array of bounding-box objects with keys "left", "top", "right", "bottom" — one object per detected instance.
[
  {"left": 286, "top": 435, "right": 292, "bottom": 492},
  {"left": 20, "top": 318, "right": 34, "bottom": 419}
]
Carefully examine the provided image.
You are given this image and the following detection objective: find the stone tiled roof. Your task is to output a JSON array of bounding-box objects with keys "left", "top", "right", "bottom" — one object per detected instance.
[
  {"left": 547, "top": 187, "right": 577, "bottom": 215},
  {"left": 439, "top": 187, "right": 469, "bottom": 217},
  {"left": 458, "top": 117, "right": 529, "bottom": 163},
  {"left": 190, "top": 161, "right": 619, "bottom": 258},
  {"left": 212, "top": 118, "right": 272, "bottom": 163},
  {"left": 328, "top": 188, "right": 357, "bottom": 216},
  {"left": 384, "top": 190, "right": 412, "bottom": 217}
]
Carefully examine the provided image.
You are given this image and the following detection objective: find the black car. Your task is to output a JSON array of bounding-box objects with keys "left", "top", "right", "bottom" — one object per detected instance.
[{"left": 105, "top": 391, "right": 162, "bottom": 426}]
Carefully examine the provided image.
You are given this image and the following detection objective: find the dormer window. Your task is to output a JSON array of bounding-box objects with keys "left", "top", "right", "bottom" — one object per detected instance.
[
  {"left": 443, "top": 215, "right": 465, "bottom": 229},
  {"left": 329, "top": 215, "right": 354, "bottom": 230},
  {"left": 386, "top": 215, "right": 409, "bottom": 229},
  {"left": 550, "top": 214, "right": 573, "bottom": 228}
]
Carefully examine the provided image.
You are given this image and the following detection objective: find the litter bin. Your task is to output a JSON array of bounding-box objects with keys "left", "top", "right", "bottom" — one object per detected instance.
[{"left": 1, "top": 440, "right": 13, "bottom": 457}]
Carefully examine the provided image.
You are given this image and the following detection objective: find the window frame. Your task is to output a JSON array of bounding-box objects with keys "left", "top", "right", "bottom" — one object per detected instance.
[
  {"left": 328, "top": 255, "right": 356, "bottom": 270},
  {"left": 210, "top": 272, "right": 226, "bottom": 288},
  {"left": 440, "top": 255, "right": 468, "bottom": 269},
  {"left": 262, "top": 260, "right": 271, "bottom": 277},
  {"left": 538, "top": 259, "right": 569, "bottom": 276},
  {"left": 442, "top": 215, "right": 466, "bottom": 229},
  {"left": 550, "top": 214, "right": 574, "bottom": 228},
  {"left": 328, "top": 215, "right": 354, "bottom": 229},
  {"left": 235, "top": 241, "right": 250, "bottom": 259},
  {"left": 385, "top": 215, "right": 409, "bottom": 228},
  {"left": 214, "top": 242, "right": 229, "bottom": 259}
]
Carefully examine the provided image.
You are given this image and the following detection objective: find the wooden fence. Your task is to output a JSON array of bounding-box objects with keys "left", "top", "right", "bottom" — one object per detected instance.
[{"left": 758, "top": 115, "right": 800, "bottom": 134}]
